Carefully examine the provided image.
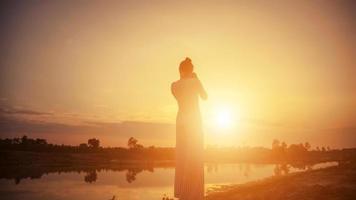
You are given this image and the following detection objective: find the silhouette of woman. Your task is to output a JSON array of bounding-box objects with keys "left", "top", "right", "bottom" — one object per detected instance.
[{"left": 171, "top": 57, "right": 207, "bottom": 200}]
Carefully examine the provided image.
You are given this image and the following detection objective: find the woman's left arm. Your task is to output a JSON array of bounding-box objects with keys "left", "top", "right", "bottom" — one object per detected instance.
[{"left": 196, "top": 78, "right": 208, "bottom": 100}]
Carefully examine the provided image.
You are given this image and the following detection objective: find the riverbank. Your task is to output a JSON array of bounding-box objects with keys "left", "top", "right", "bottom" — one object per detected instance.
[{"left": 206, "top": 160, "right": 356, "bottom": 200}]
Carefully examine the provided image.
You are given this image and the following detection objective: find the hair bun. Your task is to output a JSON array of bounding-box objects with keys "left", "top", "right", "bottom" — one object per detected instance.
[{"left": 179, "top": 57, "right": 194, "bottom": 76}]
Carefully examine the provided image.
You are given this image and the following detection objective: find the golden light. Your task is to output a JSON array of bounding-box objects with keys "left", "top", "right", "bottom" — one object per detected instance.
[
  {"left": 216, "top": 108, "right": 233, "bottom": 129},
  {"left": 210, "top": 104, "right": 239, "bottom": 131}
]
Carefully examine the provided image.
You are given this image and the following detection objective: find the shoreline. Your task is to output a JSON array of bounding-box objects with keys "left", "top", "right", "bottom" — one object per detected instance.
[{"left": 206, "top": 160, "right": 356, "bottom": 200}]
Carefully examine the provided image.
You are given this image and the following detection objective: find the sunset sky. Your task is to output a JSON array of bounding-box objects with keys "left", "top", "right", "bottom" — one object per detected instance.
[{"left": 0, "top": 0, "right": 355, "bottom": 148}]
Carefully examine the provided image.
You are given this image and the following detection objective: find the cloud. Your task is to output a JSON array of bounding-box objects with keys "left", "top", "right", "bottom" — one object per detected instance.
[
  {"left": 0, "top": 115, "right": 175, "bottom": 146},
  {"left": 317, "top": 126, "right": 356, "bottom": 148},
  {"left": 83, "top": 120, "right": 175, "bottom": 140},
  {"left": 243, "top": 118, "right": 285, "bottom": 127},
  {"left": 0, "top": 115, "right": 86, "bottom": 134},
  {"left": 0, "top": 106, "right": 52, "bottom": 116}
]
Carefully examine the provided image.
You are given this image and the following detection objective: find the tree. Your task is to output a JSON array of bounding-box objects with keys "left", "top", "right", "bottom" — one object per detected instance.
[
  {"left": 21, "top": 135, "right": 28, "bottom": 145},
  {"left": 304, "top": 142, "right": 311, "bottom": 151},
  {"left": 87, "top": 138, "right": 100, "bottom": 148},
  {"left": 281, "top": 142, "right": 287, "bottom": 151},
  {"left": 298, "top": 143, "right": 306, "bottom": 151},
  {"left": 127, "top": 137, "right": 144, "bottom": 149},
  {"left": 35, "top": 138, "right": 47, "bottom": 145},
  {"left": 13, "top": 138, "right": 20, "bottom": 145},
  {"left": 79, "top": 143, "right": 88, "bottom": 148},
  {"left": 128, "top": 137, "right": 138, "bottom": 149},
  {"left": 272, "top": 139, "right": 280, "bottom": 150}
]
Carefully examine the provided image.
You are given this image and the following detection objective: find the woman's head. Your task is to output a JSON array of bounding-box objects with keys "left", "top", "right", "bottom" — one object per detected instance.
[{"left": 179, "top": 57, "right": 194, "bottom": 78}]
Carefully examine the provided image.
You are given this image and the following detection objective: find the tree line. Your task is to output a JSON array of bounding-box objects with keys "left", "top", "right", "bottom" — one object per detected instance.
[
  {"left": 0, "top": 136, "right": 353, "bottom": 163},
  {"left": 0, "top": 135, "right": 159, "bottom": 153}
]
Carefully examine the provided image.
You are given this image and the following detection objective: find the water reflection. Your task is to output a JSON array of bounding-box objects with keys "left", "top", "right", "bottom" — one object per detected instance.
[
  {"left": 274, "top": 164, "right": 290, "bottom": 176},
  {"left": 273, "top": 163, "right": 319, "bottom": 176},
  {"left": 126, "top": 168, "right": 149, "bottom": 183},
  {"left": 0, "top": 162, "right": 338, "bottom": 200},
  {"left": 84, "top": 171, "right": 97, "bottom": 183},
  {"left": 0, "top": 162, "right": 170, "bottom": 185},
  {"left": 0, "top": 161, "right": 338, "bottom": 185}
]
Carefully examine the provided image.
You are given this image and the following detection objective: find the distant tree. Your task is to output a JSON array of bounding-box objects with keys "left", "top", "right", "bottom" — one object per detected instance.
[
  {"left": 128, "top": 137, "right": 138, "bottom": 149},
  {"left": 281, "top": 142, "right": 287, "bottom": 151},
  {"left": 87, "top": 138, "right": 100, "bottom": 148},
  {"left": 321, "top": 146, "right": 326, "bottom": 152},
  {"left": 13, "top": 138, "right": 20, "bottom": 145},
  {"left": 272, "top": 139, "right": 280, "bottom": 150},
  {"left": 35, "top": 138, "right": 47, "bottom": 145},
  {"left": 127, "top": 137, "right": 143, "bottom": 149},
  {"left": 271, "top": 140, "right": 287, "bottom": 160},
  {"left": 298, "top": 143, "right": 306, "bottom": 151},
  {"left": 287, "top": 143, "right": 308, "bottom": 156},
  {"left": 326, "top": 146, "right": 331, "bottom": 151},
  {"left": 79, "top": 143, "right": 88, "bottom": 148},
  {"left": 1, "top": 138, "right": 12, "bottom": 146},
  {"left": 316, "top": 146, "right": 321, "bottom": 151},
  {"left": 21, "top": 135, "right": 28, "bottom": 145},
  {"left": 304, "top": 142, "right": 311, "bottom": 151}
]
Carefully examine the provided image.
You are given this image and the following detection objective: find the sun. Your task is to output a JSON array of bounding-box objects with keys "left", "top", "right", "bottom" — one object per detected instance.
[
  {"left": 214, "top": 106, "right": 235, "bottom": 130},
  {"left": 216, "top": 109, "right": 233, "bottom": 129},
  {"left": 202, "top": 102, "right": 240, "bottom": 132}
]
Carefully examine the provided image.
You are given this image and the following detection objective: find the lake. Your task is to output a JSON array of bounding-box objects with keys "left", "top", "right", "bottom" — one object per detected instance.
[{"left": 0, "top": 161, "right": 337, "bottom": 200}]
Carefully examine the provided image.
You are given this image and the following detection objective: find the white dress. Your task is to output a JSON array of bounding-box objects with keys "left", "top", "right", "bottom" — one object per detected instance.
[{"left": 171, "top": 77, "right": 206, "bottom": 200}]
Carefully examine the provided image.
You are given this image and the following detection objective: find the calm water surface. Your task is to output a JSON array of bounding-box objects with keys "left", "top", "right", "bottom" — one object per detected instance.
[{"left": 0, "top": 162, "right": 337, "bottom": 200}]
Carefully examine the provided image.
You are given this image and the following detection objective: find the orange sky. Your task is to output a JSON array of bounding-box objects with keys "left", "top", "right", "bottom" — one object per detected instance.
[{"left": 0, "top": 0, "right": 355, "bottom": 148}]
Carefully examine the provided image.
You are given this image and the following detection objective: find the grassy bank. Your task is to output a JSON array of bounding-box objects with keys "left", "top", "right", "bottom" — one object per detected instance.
[{"left": 206, "top": 160, "right": 356, "bottom": 200}]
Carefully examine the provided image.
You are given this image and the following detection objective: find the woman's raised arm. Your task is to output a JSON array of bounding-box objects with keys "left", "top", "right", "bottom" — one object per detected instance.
[{"left": 196, "top": 79, "right": 207, "bottom": 100}]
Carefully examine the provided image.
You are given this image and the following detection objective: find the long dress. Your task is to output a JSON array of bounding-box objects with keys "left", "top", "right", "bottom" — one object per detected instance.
[{"left": 171, "top": 77, "right": 206, "bottom": 200}]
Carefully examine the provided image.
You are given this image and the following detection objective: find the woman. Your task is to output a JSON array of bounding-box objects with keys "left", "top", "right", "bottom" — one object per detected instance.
[{"left": 171, "top": 57, "right": 207, "bottom": 200}]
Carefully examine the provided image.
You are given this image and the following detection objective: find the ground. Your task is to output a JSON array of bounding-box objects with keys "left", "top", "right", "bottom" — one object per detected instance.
[{"left": 206, "top": 161, "right": 356, "bottom": 200}]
